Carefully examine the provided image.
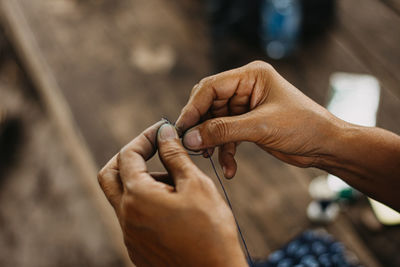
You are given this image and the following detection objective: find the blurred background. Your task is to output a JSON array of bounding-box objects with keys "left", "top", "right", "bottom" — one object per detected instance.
[{"left": 0, "top": 0, "right": 399, "bottom": 266}]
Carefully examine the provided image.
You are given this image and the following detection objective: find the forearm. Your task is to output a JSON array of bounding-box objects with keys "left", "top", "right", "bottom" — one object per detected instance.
[{"left": 318, "top": 120, "right": 400, "bottom": 211}]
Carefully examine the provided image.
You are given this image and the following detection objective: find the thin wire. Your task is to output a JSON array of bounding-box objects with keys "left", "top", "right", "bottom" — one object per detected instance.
[
  {"left": 188, "top": 151, "right": 253, "bottom": 266},
  {"left": 172, "top": 118, "right": 253, "bottom": 264},
  {"left": 208, "top": 157, "right": 254, "bottom": 267}
]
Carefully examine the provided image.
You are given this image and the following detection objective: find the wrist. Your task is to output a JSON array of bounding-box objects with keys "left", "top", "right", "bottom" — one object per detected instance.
[
  {"left": 312, "top": 115, "right": 353, "bottom": 171},
  {"left": 314, "top": 117, "right": 372, "bottom": 179}
]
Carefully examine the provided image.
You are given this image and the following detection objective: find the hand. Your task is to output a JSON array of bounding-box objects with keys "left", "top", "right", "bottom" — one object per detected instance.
[
  {"left": 176, "top": 61, "right": 339, "bottom": 178},
  {"left": 98, "top": 121, "right": 247, "bottom": 267}
]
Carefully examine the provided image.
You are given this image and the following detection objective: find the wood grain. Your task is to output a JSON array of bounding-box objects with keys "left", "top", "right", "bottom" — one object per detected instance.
[{"left": 0, "top": 0, "right": 133, "bottom": 265}]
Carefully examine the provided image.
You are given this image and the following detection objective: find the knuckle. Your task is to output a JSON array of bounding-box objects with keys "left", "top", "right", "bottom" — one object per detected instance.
[
  {"left": 198, "top": 77, "right": 210, "bottom": 86},
  {"left": 192, "top": 83, "right": 200, "bottom": 91},
  {"left": 97, "top": 168, "right": 107, "bottom": 187},
  {"left": 119, "top": 146, "right": 128, "bottom": 159},
  {"left": 160, "top": 145, "right": 197, "bottom": 175},
  {"left": 162, "top": 145, "right": 184, "bottom": 159},
  {"left": 248, "top": 60, "right": 274, "bottom": 75},
  {"left": 262, "top": 62, "right": 274, "bottom": 74},
  {"left": 198, "top": 75, "right": 217, "bottom": 88},
  {"left": 117, "top": 147, "right": 135, "bottom": 164},
  {"left": 189, "top": 83, "right": 200, "bottom": 97},
  {"left": 207, "top": 118, "right": 228, "bottom": 140},
  {"left": 249, "top": 60, "right": 265, "bottom": 66},
  {"left": 249, "top": 60, "right": 272, "bottom": 69}
]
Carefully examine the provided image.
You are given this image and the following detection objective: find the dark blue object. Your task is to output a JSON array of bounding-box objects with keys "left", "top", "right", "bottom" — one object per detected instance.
[
  {"left": 311, "top": 241, "right": 327, "bottom": 255},
  {"left": 268, "top": 250, "right": 286, "bottom": 264},
  {"left": 260, "top": 0, "right": 301, "bottom": 59},
  {"left": 253, "top": 230, "right": 362, "bottom": 267}
]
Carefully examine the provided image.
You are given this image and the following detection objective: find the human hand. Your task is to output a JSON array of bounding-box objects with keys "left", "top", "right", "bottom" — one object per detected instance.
[
  {"left": 176, "top": 61, "right": 340, "bottom": 178},
  {"left": 98, "top": 121, "right": 247, "bottom": 267}
]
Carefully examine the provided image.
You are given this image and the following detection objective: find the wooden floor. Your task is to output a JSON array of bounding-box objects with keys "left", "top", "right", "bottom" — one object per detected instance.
[
  {"left": 0, "top": 35, "right": 124, "bottom": 266},
  {"left": 1, "top": 0, "right": 399, "bottom": 266}
]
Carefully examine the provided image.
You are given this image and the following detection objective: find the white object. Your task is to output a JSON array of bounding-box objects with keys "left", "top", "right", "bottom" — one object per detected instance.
[
  {"left": 307, "top": 201, "right": 339, "bottom": 223},
  {"left": 327, "top": 73, "right": 380, "bottom": 127},
  {"left": 327, "top": 73, "right": 381, "bottom": 193},
  {"left": 326, "top": 73, "right": 400, "bottom": 224},
  {"left": 369, "top": 199, "right": 400, "bottom": 225},
  {"left": 309, "top": 175, "right": 335, "bottom": 200}
]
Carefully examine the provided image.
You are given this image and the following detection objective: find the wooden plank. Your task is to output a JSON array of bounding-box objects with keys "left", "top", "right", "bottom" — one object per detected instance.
[
  {"left": 6, "top": 0, "right": 212, "bottom": 166},
  {"left": 0, "top": 1, "right": 133, "bottom": 266},
  {"left": 292, "top": 31, "right": 400, "bottom": 136},
  {"left": 0, "top": 64, "right": 125, "bottom": 266},
  {"left": 337, "top": 0, "right": 400, "bottom": 101}
]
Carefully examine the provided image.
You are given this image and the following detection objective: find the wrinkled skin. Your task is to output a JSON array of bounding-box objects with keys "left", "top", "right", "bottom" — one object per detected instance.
[
  {"left": 99, "top": 61, "right": 400, "bottom": 267},
  {"left": 176, "top": 61, "right": 338, "bottom": 178},
  {"left": 176, "top": 61, "right": 400, "bottom": 210},
  {"left": 98, "top": 122, "right": 247, "bottom": 267}
]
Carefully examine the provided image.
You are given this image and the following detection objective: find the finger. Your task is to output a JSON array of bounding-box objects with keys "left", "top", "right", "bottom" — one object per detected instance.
[
  {"left": 118, "top": 121, "right": 165, "bottom": 187},
  {"left": 157, "top": 124, "right": 200, "bottom": 187},
  {"left": 211, "top": 99, "right": 230, "bottom": 118},
  {"left": 175, "top": 61, "right": 272, "bottom": 134},
  {"left": 175, "top": 67, "right": 243, "bottom": 134},
  {"left": 218, "top": 143, "right": 237, "bottom": 179},
  {"left": 228, "top": 93, "right": 251, "bottom": 115},
  {"left": 98, "top": 154, "right": 123, "bottom": 208},
  {"left": 226, "top": 69, "right": 256, "bottom": 115},
  {"left": 182, "top": 111, "right": 259, "bottom": 150}
]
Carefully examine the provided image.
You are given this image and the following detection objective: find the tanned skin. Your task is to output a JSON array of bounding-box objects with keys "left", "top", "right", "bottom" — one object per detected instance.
[{"left": 98, "top": 61, "right": 400, "bottom": 267}]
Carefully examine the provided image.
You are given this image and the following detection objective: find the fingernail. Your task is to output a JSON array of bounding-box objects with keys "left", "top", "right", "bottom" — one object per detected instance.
[
  {"left": 183, "top": 129, "right": 202, "bottom": 149},
  {"left": 222, "top": 165, "right": 227, "bottom": 176},
  {"left": 158, "top": 124, "right": 177, "bottom": 141}
]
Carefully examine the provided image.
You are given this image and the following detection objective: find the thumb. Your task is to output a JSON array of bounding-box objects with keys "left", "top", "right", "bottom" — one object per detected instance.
[
  {"left": 157, "top": 123, "right": 200, "bottom": 185},
  {"left": 182, "top": 113, "right": 256, "bottom": 150}
]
